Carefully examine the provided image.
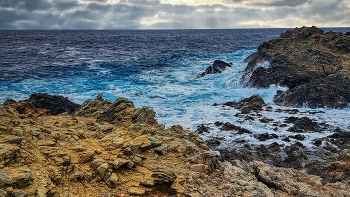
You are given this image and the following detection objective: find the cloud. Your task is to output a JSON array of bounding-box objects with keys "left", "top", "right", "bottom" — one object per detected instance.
[{"left": 0, "top": 0, "right": 349, "bottom": 29}]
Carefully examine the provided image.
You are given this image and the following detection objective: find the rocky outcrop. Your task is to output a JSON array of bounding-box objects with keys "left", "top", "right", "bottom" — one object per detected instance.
[
  {"left": 243, "top": 26, "right": 350, "bottom": 108},
  {"left": 223, "top": 94, "right": 266, "bottom": 114},
  {"left": 1, "top": 94, "right": 350, "bottom": 196},
  {"left": 9, "top": 93, "right": 81, "bottom": 115},
  {"left": 200, "top": 60, "right": 232, "bottom": 77}
]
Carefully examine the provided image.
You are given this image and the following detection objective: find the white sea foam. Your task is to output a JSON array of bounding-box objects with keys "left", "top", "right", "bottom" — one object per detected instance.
[{"left": 1, "top": 49, "right": 349, "bottom": 150}]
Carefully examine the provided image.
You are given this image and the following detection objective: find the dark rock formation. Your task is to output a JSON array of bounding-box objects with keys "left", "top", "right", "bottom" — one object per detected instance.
[
  {"left": 254, "top": 133, "right": 278, "bottom": 141},
  {"left": 221, "top": 122, "right": 252, "bottom": 134},
  {"left": 196, "top": 124, "right": 210, "bottom": 134},
  {"left": 200, "top": 60, "right": 232, "bottom": 77},
  {"left": 285, "top": 116, "right": 323, "bottom": 133},
  {"left": 243, "top": 26, "right": 350, "bottom": 108},
  {"left": 25, "top": 93, "right": 81, "bottom": 115},
  {"left": 225, "top": 95, "right": 266, "bottom": 114}
]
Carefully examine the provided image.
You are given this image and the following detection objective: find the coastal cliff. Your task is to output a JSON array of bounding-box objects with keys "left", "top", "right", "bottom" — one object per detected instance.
[
  {"left": 243, "top": 26, "right": 350, "bottom": 108},
  {"left": 1, "top": 94, "right": 350, "bottom": 197}
]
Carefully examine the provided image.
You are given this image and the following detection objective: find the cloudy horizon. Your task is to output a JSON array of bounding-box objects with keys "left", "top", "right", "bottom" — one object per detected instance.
[{"left": 0, "top": 0, "right": 349, "bottom": 30}]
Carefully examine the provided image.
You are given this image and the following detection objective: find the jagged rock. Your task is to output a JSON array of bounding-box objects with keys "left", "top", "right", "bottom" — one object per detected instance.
[
  {"left": 0, "top": 190, "right": 7, "bottom": 197},
  {"left": 327, "top": 131, "right": 350, "bottom": 149},
  {"left": 25, "top": 93, "right": 81, "bottom": 115},
  {"left": 282, "top": 144, "right": 308, "bottom": 169},
  {"left": 1, "top": 96, "right": 349, "bottom": 196},
  {"left": 11, "top": 189, "right": 27, "bottom": 197},
  {"left": 154, "top": 144, "right": 168, "bottom": 155},
  {"left": 253, "top": 161, "right": 350, "bottom": 196},
  {"left": 200, "top": 60, "right": 232, "bottom": 77},
  {"left": 0, "top": 135, "right": 22, "bottom": 144},
  {"left": 221, "top": 122, "right": 252, "bottom": 134},
  {"left": 75, "top": 94, "right": 113, "bottom": 117},
  {"left": 195, "top": 124, "right": 210, "bottom": 134},
  {"left": 254, "top": 133, "right": 278, "bottom": 141},
  {"left": 229, "top": 95, "right": 266, "bottom": 114},
  {"left": 13, "top": 169, "right": 34, "bottom": 188},
  {"left": 0, "top": 144, "right": 20, "bottom": 168},
  {"left": 151, "top": 167, "right": 176, "bottom": 184},
  {"left": 285, "top": 116, "right": 323, "bottom": 133},
  {"left": 0, "top": 170, "right": 12, "bottom": 188},
  {"left": 4, "top": 99, "right": 49, "bottom": 116},
  {"left": 243, "top": 26, "right": 350, "bottom": 109},
  {"left": 289, "top": 134, "right": 306, "bottom": 141},
  {"left": 132, "top": 108, "right": 158, "bottom": 126}
]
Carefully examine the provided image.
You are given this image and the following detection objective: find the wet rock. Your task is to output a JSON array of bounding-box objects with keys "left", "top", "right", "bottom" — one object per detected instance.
[
  {"left": 282, "top": 144, "right": 308, "bottom": 169},
  {"left": 259, "top": 117, "right": 273, "bottom": 123},
  {"left": 327, "top": 131, "right": 350, "bottom": 149},
  {"left": 195, "top": 124, "right": 210, "bottom": 134},
  {"left": 25, "top": 93, "right": 81, "bottom": 115},
  {"left": 221, "top": 122, "right": 252, "bottom": 134},
  {"left": 200, "top": 60, "right": 232, "bottom": 77},
  {"left": 214, "top": 121, "right": 224, "bottom": 127},
  {"left": 285, "top": 117, "right": 323, "bottom": 133},
  {"left": 205, "top": 138, "right": 221, "bottom": 149},
  {"left": 289, "top": 134, "right": 306, "bottom": 141},
  {"left": 243, "top": 26, "right": 350, "bottom": 109},
  {"left": 234, "top": 95, "right": 266, "bottom": 114},
  {"left": 254, "top": 133, "right": 278, "bottom": 141}
]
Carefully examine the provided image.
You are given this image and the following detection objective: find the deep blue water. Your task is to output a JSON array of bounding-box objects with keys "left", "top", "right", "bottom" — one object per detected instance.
[{"left": 1, "top": 28, "right": 349, "bottom": 148}]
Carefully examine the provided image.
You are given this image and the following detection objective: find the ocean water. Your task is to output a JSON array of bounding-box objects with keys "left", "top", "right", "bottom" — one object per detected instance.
[{"left": 1, "top": 28, "right": 350, "bottom": 149}]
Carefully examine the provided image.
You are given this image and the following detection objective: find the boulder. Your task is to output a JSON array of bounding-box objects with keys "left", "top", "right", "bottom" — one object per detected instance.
[
  {"left": 200, "top": 60, "right": 232, "bottom": 77},
  {"left": 243, "top": 26, "right": 350, "bottom": 108}
]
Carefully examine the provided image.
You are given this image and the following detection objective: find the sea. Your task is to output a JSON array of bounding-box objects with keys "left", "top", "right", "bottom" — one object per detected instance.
[{"left": 1, "top": 28, "right": 350, "bottom": 150}]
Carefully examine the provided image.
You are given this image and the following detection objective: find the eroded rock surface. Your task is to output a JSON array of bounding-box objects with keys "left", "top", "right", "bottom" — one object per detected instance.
[{"left": 1, "top": 94, "right": 350, "bottom": 196}]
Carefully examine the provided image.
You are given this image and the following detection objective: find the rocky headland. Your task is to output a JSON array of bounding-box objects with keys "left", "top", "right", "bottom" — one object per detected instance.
[
  {"left": 1, "top": 27, "right": 350, "bottom": 197},
  {"left": 1, "top": 94, "right": 350, "bottom": 197},
  {"left": 242, "top": 26, "right": 350, "bottom": 108}
]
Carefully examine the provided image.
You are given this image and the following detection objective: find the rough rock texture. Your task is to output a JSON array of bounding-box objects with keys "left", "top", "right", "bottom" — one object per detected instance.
[
  {"left": 200, "top": 60, "right": 232, "bottom": 77},
  {"left": 1, "top": 94, "right": 349, "bottom": 196},
  {"left": 23, "top": 93, "right": 81, "bottom": 115},
  {"left": 224, "top": 94, "right": 266, "bottom": 114},
  {"left": 243, "top": 26, "right": 350, "bottom": 108}
]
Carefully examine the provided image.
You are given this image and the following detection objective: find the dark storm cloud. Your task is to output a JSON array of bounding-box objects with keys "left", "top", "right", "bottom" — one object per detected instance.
[
  {"left": 0, "top": 0, "right": 349, "bottom": 29},
  {"left": 0, "top": 0, "right": 52, "bottom": 11},
  {"left": 54, "top": 1, "right": 80, "bottom": 11},
  {"left": 258, "top": 0, "right": 312, "bottom": 7}
]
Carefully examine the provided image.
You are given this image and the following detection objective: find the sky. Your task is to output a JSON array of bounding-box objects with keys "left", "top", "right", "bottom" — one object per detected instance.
[{"left": 0, "top": 0, "right": 349, "bottom": 29}]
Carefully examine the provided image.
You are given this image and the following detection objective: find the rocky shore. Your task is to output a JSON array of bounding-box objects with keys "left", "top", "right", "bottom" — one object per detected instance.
[
  {"left": 1, "top": 27, "right": 350, "bottom": 197},
  {"left": 242, "top": 26, "right": 350, "bottom": 109},
  {"left": 1, "top": 94, "right": 350, "bottom": 197}
]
